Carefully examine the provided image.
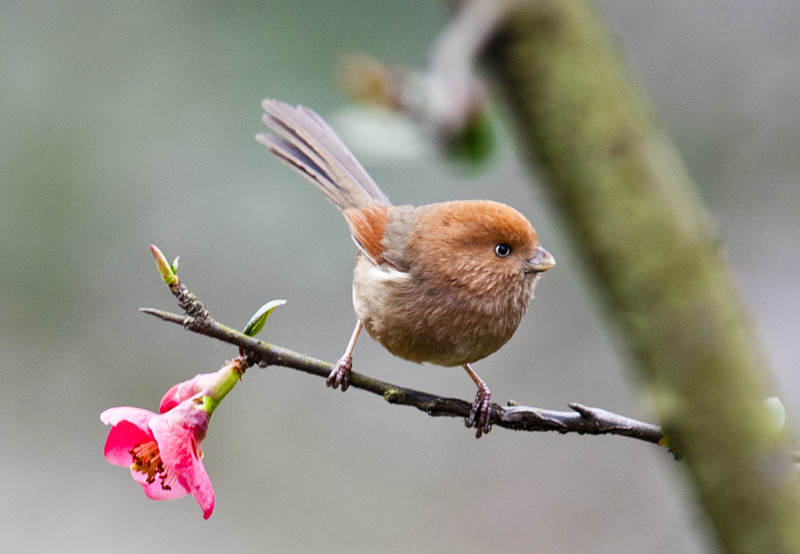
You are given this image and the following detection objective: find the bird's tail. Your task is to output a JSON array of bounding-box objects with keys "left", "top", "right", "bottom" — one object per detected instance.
[{"left": 257, "top": 99, "right": 391, "bottom": 210}]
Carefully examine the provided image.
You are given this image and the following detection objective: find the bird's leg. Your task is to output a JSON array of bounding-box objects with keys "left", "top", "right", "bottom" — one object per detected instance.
[
  {"left": 328, "top": 319, "right": 363, "bottom": 391},
  {"left": 463, "top": 363, "right": 492, "bottom": 438}
]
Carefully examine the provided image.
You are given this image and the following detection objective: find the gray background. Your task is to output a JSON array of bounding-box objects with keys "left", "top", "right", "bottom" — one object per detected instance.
[{"left": 2, "top": 2, "right": 798, "bottom": 552}]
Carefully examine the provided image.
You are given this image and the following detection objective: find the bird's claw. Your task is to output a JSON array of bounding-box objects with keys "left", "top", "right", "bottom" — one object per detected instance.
[
  {"left": 327, "top": 354, "right": 352, "bottom": 391},
  {"left": 465, "top": 386, "right": 492, "bottom": 438}
]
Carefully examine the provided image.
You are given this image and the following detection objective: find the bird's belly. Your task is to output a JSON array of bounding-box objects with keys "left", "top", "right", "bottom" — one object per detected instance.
[{"left": 352, "top": 260, "right": 528, "bottom": 367}]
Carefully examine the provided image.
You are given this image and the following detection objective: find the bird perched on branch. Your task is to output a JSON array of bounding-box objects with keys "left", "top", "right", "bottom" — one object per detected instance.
[{"left": 257, "top": 99, "right": 554, "bottom": 437}]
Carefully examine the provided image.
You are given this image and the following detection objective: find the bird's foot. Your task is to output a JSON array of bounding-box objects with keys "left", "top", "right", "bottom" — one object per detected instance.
[
  {"left": 465, "top": 385, "right": 492, "bottom": 438},
  {"left": 327, "top": 354, "right": 352, "bottom": 391}
]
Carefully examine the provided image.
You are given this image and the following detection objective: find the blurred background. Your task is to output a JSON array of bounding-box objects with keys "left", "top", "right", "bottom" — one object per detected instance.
[{"left": 1, "top": 1, "right": 798, "bottom": 552}]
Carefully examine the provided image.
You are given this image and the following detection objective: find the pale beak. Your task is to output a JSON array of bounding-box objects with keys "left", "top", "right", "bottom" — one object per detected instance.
[{"left": 525, "top": 246, "right": 556, "bottom": 273}]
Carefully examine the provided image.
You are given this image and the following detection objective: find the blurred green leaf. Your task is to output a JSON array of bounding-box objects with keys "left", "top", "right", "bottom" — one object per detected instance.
[{"left": 444, "top": 111, "right": 494, "bottom": 167}]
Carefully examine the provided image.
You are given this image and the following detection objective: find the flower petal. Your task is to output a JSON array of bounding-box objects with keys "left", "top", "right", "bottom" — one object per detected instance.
[
  {"left": 136, "top": 470, "right": 189, "bottom": 500},
  {"left": 101, "top": 408, "right": 159, "bottom": 466},
  {"left": 150, "top": 407, "right": 215, "bottom": 518},
  {"left": 149, "top": 418, "right": 195, "bottom": 468},
  {"left": 160, "top": 373, "right": 214, "bottom": 413},
  {"left": 101, "top": 406, "right": 158, "bottom": 430},
  {"left": 187, "top": 455, "right": 215, "bottom": 519},
  {"left": 103, "top": 420, "right": 153, "bottom": 466}
]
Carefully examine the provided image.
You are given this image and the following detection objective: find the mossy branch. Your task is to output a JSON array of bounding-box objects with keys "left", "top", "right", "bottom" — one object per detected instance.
[{"left": 477, "top": 0, "right": 800, "bottom": 550}]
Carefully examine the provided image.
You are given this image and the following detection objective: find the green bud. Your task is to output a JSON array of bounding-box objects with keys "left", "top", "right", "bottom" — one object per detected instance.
[
  {"left": 150, "top": 244, "right": 177, "bottom": 285},
  {"left": 243, "top": 299, "right": 287, "bottom": 337}
]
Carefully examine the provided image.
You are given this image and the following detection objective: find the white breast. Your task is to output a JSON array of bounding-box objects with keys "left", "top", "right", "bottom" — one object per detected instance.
[{"left": 352, "top": 259, "right": 411, "bottom": 328}]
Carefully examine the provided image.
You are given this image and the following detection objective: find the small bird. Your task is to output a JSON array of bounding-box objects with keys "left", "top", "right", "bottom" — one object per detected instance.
[{"left": 256, "top": 100, "right": 555, "bottom": 437}]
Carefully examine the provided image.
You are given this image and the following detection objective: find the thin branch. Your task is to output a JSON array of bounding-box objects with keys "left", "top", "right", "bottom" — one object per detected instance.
[{"left": 140, "top": 301, "right": 665, "bottom": 446}]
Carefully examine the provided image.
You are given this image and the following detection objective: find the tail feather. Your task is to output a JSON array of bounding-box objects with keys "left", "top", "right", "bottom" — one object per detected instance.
[{"left": 257, "top": 99, "right": 391, "bottom": 210}]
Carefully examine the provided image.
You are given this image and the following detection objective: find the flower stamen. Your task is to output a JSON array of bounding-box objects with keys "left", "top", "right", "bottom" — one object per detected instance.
[{"left": 129, "top": 441, "right": 172, "bottom": 490}]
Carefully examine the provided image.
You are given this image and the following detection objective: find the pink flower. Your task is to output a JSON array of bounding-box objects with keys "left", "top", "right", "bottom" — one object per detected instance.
[{"left": 101, "top": 399, "right": 215, "bottom": 519}]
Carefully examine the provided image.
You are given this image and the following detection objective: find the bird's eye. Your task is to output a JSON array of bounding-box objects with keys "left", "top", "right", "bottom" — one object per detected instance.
[{"left": 494, "top": 243, "right": 512, "bottom": 258}]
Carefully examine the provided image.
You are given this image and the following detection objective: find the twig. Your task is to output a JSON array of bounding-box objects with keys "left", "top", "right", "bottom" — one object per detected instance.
[{"left": 141, "top": 292, "right": 665, "bottom": 446}]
